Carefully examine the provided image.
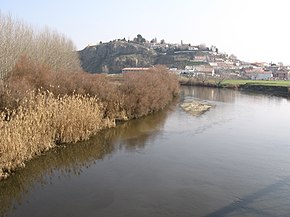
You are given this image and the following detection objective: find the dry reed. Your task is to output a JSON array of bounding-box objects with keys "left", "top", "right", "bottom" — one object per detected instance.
[{"left": 0, "top": 91, "right": 114, "bottom": 179}]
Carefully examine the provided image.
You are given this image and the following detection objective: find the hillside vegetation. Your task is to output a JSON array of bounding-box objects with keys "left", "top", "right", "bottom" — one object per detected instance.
[{"left": 0, "top": 14, "right": 179, "bottom": 180}]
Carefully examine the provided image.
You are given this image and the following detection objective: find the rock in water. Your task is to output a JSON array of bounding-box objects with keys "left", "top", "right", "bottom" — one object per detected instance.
[{"left": 180, "top": 101, "right": 213, "bottom": 116}]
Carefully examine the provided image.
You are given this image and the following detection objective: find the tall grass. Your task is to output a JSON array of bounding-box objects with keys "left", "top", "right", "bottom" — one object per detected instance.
[{"left": 0, "top": 91, "right": 114, "bottom": 178}]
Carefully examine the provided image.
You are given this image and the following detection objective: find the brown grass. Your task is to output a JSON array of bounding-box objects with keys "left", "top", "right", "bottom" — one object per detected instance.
[{"left": 0, "top": 91, "right": 114, "bottom": 178}]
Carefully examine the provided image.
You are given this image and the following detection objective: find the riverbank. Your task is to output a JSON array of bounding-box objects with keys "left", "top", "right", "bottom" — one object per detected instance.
[
  {"left": 0, "top": 67, "right": 179, "bottom": 181},
  {"left": 179, "top": 78, "right": 290, "bottom": 97},
  {"left": 239, "top": 84, "right": 290, "bottom": 96}
]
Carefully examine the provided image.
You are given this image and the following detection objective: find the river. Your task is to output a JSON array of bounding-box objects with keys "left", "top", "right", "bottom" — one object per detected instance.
[{"left": 1, "top": 86, "right": 290, "bottom": 217}]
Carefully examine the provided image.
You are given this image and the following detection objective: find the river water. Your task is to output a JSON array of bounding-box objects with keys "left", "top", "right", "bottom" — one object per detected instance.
[{"left": 1, "top": 86, "right": 290, "bottom": 217}]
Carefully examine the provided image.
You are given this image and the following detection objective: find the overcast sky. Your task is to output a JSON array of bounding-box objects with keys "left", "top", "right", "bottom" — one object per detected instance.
[{"left": 1, "top": 0, "right": 290, "bottom": 64}]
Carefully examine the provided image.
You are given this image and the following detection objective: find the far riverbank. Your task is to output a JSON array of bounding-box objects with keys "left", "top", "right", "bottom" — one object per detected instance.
[{"left": 179, "top": 78, "right": 290, "bottom": 97}]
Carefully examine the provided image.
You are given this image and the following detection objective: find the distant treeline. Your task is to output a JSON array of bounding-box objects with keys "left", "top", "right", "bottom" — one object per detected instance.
[{"left": 0, "top": 13, "right": 179, "bottom": 180}]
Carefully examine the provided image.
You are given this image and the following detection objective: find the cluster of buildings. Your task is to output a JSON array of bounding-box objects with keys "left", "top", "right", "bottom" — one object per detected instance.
[
  {"left": 240, "top": 62, "right": 290, "bottom": 80},
  {"left": 122, "top": 38, "right": 290, "bottom": 80},
  {"left": 167, "top": 44, "right": 290, "bottom": 80}
]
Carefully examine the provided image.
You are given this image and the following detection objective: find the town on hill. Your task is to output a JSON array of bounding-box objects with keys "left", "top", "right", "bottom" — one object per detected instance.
[{"left": 78, "top": 34, "right": 290, "bottom": 80}]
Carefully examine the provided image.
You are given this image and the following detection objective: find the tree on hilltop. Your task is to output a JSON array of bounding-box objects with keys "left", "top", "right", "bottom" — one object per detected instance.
[
  {"left": 134, "top": 34, "right": 146, "bottom": 43},
  {"left": 150, "top": 37, "right": 157, "bottom": 43}
]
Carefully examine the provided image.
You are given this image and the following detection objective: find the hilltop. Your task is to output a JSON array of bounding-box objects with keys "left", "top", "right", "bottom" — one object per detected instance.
[{"left": 78, "top": 35, "right": 228, "bottom": 74}]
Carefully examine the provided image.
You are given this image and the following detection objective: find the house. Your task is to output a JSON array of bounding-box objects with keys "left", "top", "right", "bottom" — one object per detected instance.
[
  {"left": 122, "top": 68, "right": 149, "bottom": 73},
  {"left": 214, "top": 58, "right": 225, "bottom": 63},
  {"left": 267, "top": 64, "right": 279, "bottom": 74},
  {"left": 225, "top": 61, "right": 235, "bottom": 66},
  {"left": 169, "top": 68, "right": 182, "bottom": 75},
  {"left": 180, "top": 66, "right": 195, "bottom": 76},
  {"left": 241, "top": 67, "right": 265, "bottom": 79},
  {"left": 209, "top": 62, "right": 218, "bottom": 67},
  {"left": 251, "top": 71, "right": 273, "bottom": 80},
  {"left": 272, "top": 70, "right": 290, "bottom": 80},
  {"left": 192, "top": 65, "right": 215, "bottom": 76},
  {"left": 194, "top": 55, "right": 207, "bottom": 62},
  {"left": 188, "top": 46, "right": 199, "bottom": 51}
]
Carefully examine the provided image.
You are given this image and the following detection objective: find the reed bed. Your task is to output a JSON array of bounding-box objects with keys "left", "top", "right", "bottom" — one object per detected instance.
[{"left": 0, "top": 91, "right": 114, "bottom": 179}]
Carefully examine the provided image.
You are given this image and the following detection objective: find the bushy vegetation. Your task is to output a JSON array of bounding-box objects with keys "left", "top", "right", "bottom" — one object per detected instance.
[
  {"left": 121, "top": 67, "right": 179, "bottom": 119},
  {"left": 0, "top": 61, "right": 178, "bottom": 179}
]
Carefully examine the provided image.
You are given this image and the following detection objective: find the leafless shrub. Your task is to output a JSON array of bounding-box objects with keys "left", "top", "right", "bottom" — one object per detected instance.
[{"left": 120, "top": 66, "right": 179, "bottom": 119}]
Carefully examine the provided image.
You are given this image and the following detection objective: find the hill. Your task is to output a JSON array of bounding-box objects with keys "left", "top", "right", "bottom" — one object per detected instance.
[
  {"left": 78, "top": 39, "right": 219, "bottom": 74},
  {"left": 78, "top": 41, "right": 157, "bottom": 73}
]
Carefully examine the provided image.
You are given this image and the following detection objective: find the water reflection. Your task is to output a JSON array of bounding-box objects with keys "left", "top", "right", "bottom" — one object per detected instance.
[
  {"left": 181, "top": 86, "right": 237, "bottom": 102},
  {"left": 0, "top": 105, "right": 174, "bottom": 217}
]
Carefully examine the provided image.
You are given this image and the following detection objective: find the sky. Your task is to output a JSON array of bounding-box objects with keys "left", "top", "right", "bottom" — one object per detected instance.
[{"left": 1, "top": 0, "right": 290, "bottom": 64}]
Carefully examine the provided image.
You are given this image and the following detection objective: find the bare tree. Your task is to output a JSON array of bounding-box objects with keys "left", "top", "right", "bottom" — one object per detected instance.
[
  {"left": 196, "top": 73, "right": 208, "bottom": 85},
  {"left": 0, "top": 13, "right": 36, "bottom": 78},
  {"left": 0, "top": 12, "right": 80, "bottom": 80},
  {"left": 213, "top": 70, "right": 229, "bottom": 87}
]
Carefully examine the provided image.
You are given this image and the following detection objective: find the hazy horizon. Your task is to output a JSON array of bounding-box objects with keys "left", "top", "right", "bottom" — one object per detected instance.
[{"left": 1, "top": 0, "right": 290, "bottom": 64}]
